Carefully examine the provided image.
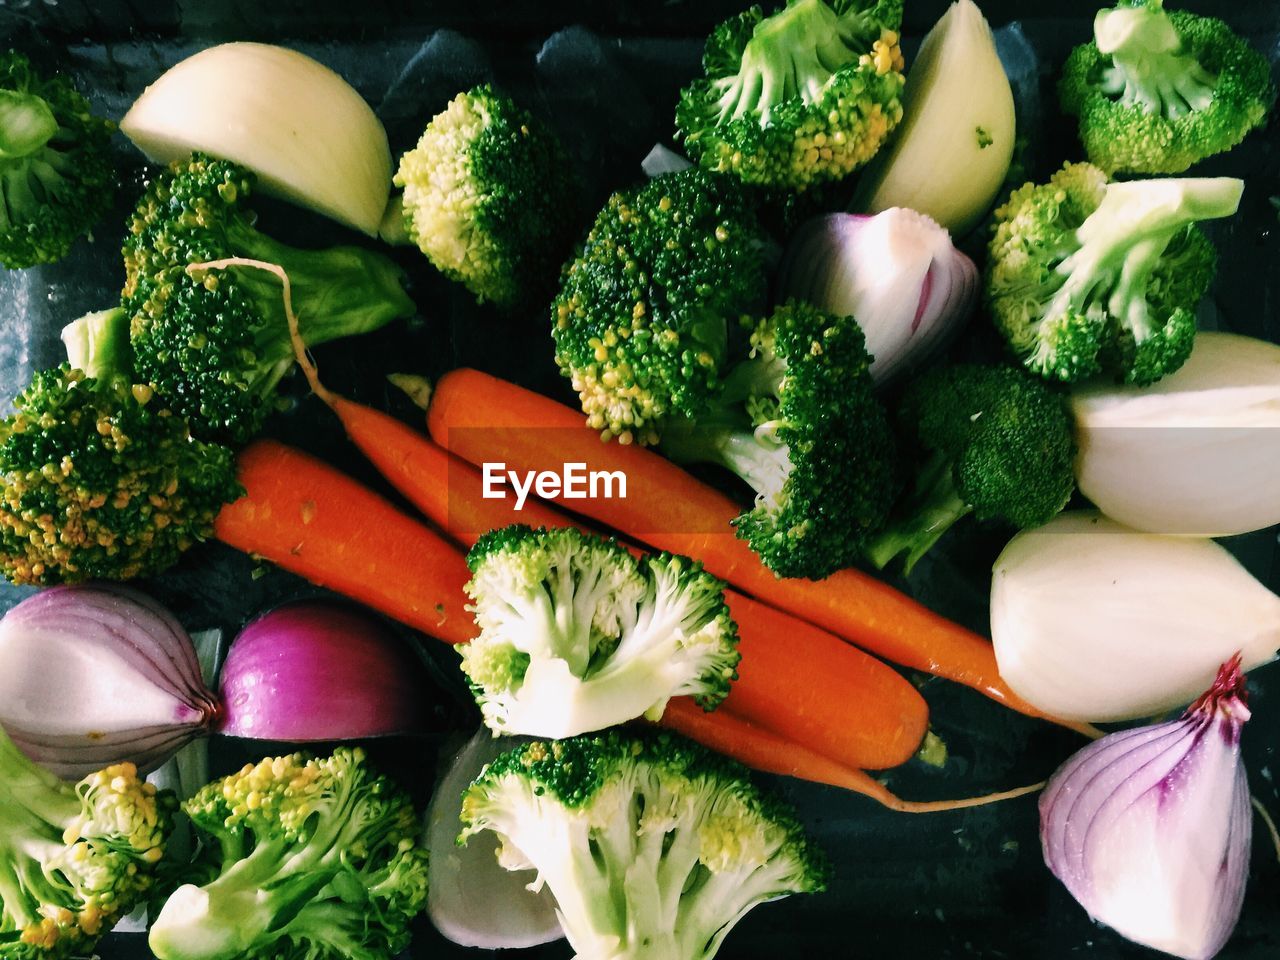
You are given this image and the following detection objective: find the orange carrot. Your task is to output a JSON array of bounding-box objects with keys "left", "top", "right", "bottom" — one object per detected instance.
[
  {"left": 213, "top": 440, "right": 474, "bottom": 645},
  {"left": 425, "top": 368, "right": 1050, "bottom": 720},
  {"left": 311, "top": 394, "right": 928, "bottom": 770}
]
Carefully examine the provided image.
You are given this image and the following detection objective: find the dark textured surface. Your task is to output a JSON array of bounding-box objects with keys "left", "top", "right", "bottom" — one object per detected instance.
[{"left": 0, "top": 1, "right": 1278, "bottom": 958}]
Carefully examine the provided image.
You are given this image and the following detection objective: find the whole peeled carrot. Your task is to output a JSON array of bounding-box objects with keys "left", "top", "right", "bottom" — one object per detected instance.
[
  {"left": 213, "top": 440, "right": 474, "bottom": 645},
  {"left": 425, "top": 368, "right": 1045, "bottom": 719},
  {"left": 312, "top": 395, "right": 928, "bottom": 770}
]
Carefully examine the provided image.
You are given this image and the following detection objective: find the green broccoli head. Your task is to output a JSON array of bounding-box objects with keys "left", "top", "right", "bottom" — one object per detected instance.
[
  {"left": 866, "top": 363, "right": 1075, "bottom": 573},
  {"left": 1059, "top": 0, "right": 1274, "bottom": 175},
  {"left": 552, "top": 168, "right": 768, "bottom": 445},
  {"left": 394, "top": 84, "right": 578, "bottom": 310},
  {"left": 675, "top": 0, "right": 905, "bottom": 190},
  {"left": 985, "top": 161, "right": 1241, "bottom": 386},
  {"left": 661, "top": 300, "right": 897, "bottom": 580},
  {"left": 461, "top": 525, "right": 740, "bottom": 738},
  {"left": 0, "top": 724, "right": 173, "bottom": 959},
  {"left": 0, "top": 50, "right": 116, "bottom": 269},
  {"left": 123, "top": 153, "right": 415, "bottom": 444},
  {"left": 148, "top": 748, "right": 429, "bottom": 960},
  {"left": 460, "top": 731, "right": 828, "bottom": 960},
  {"left": 0, "top": 366, "right": 241, "bottom": 585}
]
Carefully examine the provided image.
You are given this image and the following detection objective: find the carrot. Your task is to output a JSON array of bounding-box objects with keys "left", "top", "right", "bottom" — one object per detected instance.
[
  {"left": 661, "top": 699, "right": 1044, "bottom": 814},
  {"left": 213, "top": 439, "right": 474, "bottom": 645},
  {"left": 424, "top": 367, "right": 1050, "bottom": 721},
  {"left": 308, "top": 391, "right": 928, "bottom": 770}
]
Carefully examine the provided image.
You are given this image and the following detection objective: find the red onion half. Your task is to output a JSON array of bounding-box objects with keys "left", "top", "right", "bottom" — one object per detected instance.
[
  {"left": 0, "top": 584, "right": 220, "bottom": 779},
  {"left": 1040, "top": 656, "right": 1253, "bottom": 960},
  {"left": 219, "top": 601, "right": 431, "bottom": 740},
  {"left": 777, "top": 208, "right": 978, "bottom": 384}
]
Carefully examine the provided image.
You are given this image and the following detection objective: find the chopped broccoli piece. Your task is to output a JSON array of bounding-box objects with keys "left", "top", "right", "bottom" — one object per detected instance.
[
  {"left": 0, "top": 50, "right": 116, "bottom": 269},
  {"left": 985, "top": 162, "right": 1241, "bottom": 385},
  {"left": 460, "top": 731, "right": 829, "bottom": 960},
  {"left": 461, "top": 525, "right": 740, "bottom": 738},
  {"left": 0, "top": 723, "right": 173, "bottom": 959},
  {"left": 148, "top": 747, "right": 429, "bottom": 960},
  {"left": 1059, "top": 0, "right": 1274, "bottom": 174},
  {"left": 675, "top": 0, "right": 905, "bottom": 190},
  {"left": 123, "top": 154, "right": 415, "bottom": 444},
  {"left": 552, "top": 168, "right": 768, "bottom": 445},
  {"left": 59, "top": 307, "right": 131, "bottom": 381},
  {"left": 865, "top": 363, "right": 1075, "bottom": 574},
  {"left": 393, "top": 84, "right": 578, "bottom": 310},
  {"left": 0, "top": 366, "right": 241, "bottom": 585},
  {"left": 660, "top": 300, "right": 897, "bottom": 580}
]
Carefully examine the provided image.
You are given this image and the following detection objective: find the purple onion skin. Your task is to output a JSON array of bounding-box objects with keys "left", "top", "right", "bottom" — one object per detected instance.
[
  {"left": 219, "top": 601, "right": 431, "bottom": 741},
  {"left": 1040, "top": 656, "right": 1253, "bottom": 960}
]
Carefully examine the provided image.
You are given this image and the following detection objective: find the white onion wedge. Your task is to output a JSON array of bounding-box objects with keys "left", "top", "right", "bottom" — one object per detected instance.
[
  {"left": 425, "top": 730, "right": 562, "bottom": 949},
  {"left": 121, "top": 43, "right": 391, "bottom": 235},
  {"left": 991, "top": 511, "right": 1280, "bottom": 722},
  {"left": 854, "top": 0, "right": 1015, "bottom": 234}
]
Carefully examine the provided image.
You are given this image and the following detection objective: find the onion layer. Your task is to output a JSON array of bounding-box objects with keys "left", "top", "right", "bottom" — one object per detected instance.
[
  {"left": 219, "top": 601, "right": 430, "bottom": 740},
  {"left": 1040, "top": 657, "right": 1253, "bottom": 960},
  {"left": 0, "top": 584, "right": 219, "bottom": 779}
]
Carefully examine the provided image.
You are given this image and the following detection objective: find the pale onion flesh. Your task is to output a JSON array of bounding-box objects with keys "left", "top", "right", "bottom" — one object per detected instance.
[
  {"left": 853, "top": 0, "right": 1015, "bottom": 234},
  {"left": 777, "top": 208, "right": 977, "bottom": 383},
  {"left": 1073, "top": 331, "right": 1280, "bottom": 536},
  {"left": 0, "top": 584, "right": 219, "bottom": 779},
  {"left": 121, "top": 43, "right": 392, "bottom": 236},
  {"left": 991, "top": 511, "right": 1280, "bottom": 722},
  {"left": 1040, "top": 658, "right": 1252, "bottom": 960},
  {"left": 425, "top": 730, "right": 563, "bottom": 949}
]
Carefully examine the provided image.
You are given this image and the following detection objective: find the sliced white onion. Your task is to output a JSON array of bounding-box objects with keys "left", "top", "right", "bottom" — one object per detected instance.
[
  {"left": 121, "top": 43, "right": 392, "bottom": 236},
  {"left": 1073, "top": 331, "right": 1280, "bottom": 536},
  {"left": 991, "top": 511, "right": 1280, "bottom": 722},
  {"left": 0, "top": 584, "right": 219, "bottom": 778},
  {"left": 777, "top": 208, "right": 977, "bottom": 383},
  {"left": 425, "top": 730, "right": 562, "bottom": 949}
]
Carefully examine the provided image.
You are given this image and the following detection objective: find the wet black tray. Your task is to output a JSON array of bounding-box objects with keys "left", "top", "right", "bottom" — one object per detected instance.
[{"left": 1, "top": 1, "right": 1278, "bottom": 957}]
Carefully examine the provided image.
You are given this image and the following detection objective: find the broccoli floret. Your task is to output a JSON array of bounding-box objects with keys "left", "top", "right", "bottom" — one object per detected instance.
[
  {"left": 393, "top": 84, "right": 577, "bottom": 310},
  {"left": 1059, "top": 1, "right": 1274, "bottom": 175},
  {"left": 0, "top": 365, "right": 241, "bottom": 585},
  {"left": 460, "top": 731, "right": 828, "bottom": 960},
  {"left": 865, "top": 364, "right": 1075, "bottom": 574},
  {"left": 461, "top": 525, "right": 740, "bottom": 738},
  {"left": 123, "top": 154, "right": 415, "bottom": 444},
  {"left": 0, "top": 723, "right": 173, "bottom": 959},
  {"left": 148, "top": 748, "right": 428, "bottom": 960},
  {"left": 552, "top": 168, "right": 768, "bottom": 445},
  {"left": 675, "top": 0, "right": 906, "bottom": 190},
  {"left": 660, "top": 300, "right": 897, "bottom": 580},
  {"left": 986, "top": 161, "right": 1242, "bottom": 386},
  {"left": 0, "top": 50, "right": 116, "bottom": 269}
]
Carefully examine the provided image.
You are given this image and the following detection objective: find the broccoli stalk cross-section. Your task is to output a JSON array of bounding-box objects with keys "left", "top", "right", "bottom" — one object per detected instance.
[
  {"left": 676, "top": 0, "right": 905, "bottom": 189},
  {"left": 0, "top": 50, "right": 116, "bottom": 269},
  {"left": 123, "top": 154, "right": 415, "bottom": 444},
  {"left": 660, "top": 300, "right": 897, "bottom": 580},
  {"left": 1059, "top": 0, "right": 1274, "bottom": 174},
  {"left": 460, "top": 732, "right": 829, "bottom": 960},
  {"left": 0, "top": 723, "right": 172, "bottom": 959},
  {"left": 461, "top": 525, "right": 740, "bottom": 739},
  {"left": 986, "top": 162, "right": 1242, "bottom": 385},
  {"left": 148, "top": 748, "right": 429, "bottom": 960}
]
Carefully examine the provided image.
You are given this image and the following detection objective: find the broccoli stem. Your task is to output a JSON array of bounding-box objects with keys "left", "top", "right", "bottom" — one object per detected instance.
[
  {"left": 1095, "top": 1, "right": 1216, "bottom": 119},
  {"left": 865, "top": 450, "right": 972, "bottom": 573},
  {"left": 713, "top": 0, "right": 861, "bottom": 125},
  {"left": 60, "top": 307, "right": 132, "bottom": 380},
  {"left": 222, "top": 218, "right": 415, "bottom": 376},
  {"left": 0, "top": 89, "right": 58, "bottom": 159},
  {"left": 1049, "top": 177, "right": 1243, "bottom": 339}
]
